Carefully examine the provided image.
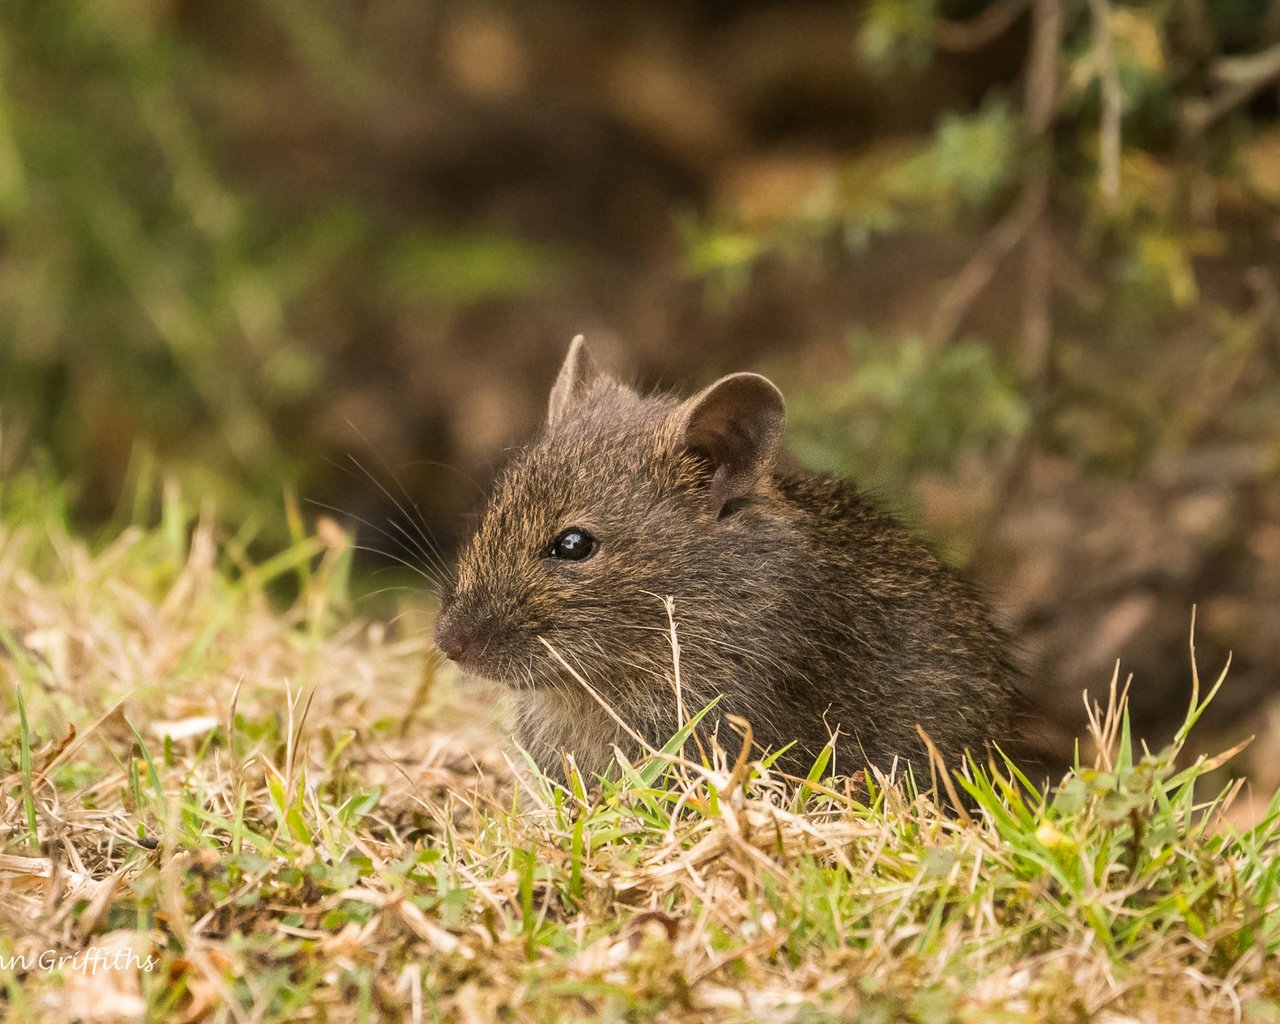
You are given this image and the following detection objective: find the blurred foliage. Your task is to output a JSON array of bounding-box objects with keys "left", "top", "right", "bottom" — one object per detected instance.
[
  {"left": 384, "top": 230, "right": 566, "bottom": 307},
  {"left": 785, "top": 333, "right": 1029, "bottom": 498},
  {"left": 1, "top": 0, "right": 1278, "bottom": 546},
  {"left": 686, "top": 97, "right": 1024, "bottom": 270},
  {"left": 693, "top": 0, "right": 1280, "bottom": 504},
  {"left": 0, "top": 0, "right": 312, "bottom": 521},
  {"left": 886, "top": 99, "right": 1024, "bottom": 220},
  {"left": 859, "top": 0, "right": 941, "bottom": 70},
  {"left": 0, "top": 0, "right": 563, "bottom": 532}
]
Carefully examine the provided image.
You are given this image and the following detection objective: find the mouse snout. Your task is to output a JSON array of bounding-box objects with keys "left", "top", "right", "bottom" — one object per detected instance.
[{"left": 432, "top": 607, "right": 475, "bottom": 663}]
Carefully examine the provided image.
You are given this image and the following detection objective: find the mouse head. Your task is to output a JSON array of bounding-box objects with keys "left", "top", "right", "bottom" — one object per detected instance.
[{"left": 433, "top": 336, "right": 785, "bottom": 694}]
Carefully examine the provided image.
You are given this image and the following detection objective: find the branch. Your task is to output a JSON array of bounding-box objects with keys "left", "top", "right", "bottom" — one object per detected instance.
[
  {"left": 1024, "top": 0, "right": 1065, "bottom": 134},
  {"left": 926, "top": 183, "right": 1044, "bottom": 348},
  {"left": 933, "top": 0, "right": 1032, "bottom": 53},
  {"left": 927, "top": 0, "right": 1066, "bottom": 350},
  {"left": 1182, "top": 41, "right": 1280, "bottom": 137},
  {"left": 1086, "top": 0, "right": 1123, "bottom": 209}
]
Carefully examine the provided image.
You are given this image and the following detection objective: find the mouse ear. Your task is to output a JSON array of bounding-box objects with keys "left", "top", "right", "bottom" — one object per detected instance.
[
  {"left": 672, "top": 372, "right": 785, "bottom": 515},
  {"left": 547, "top": 335, "right": 597, "bottom": 427}
]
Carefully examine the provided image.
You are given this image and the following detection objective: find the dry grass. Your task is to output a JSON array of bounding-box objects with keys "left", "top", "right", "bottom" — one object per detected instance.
[{"left": 1, "top": 480, "right": 1278, "bottom": 1023}]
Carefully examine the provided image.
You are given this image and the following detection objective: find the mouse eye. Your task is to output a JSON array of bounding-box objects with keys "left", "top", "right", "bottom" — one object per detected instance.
[{"left": 547, "top": 528, "right": 596, "bottom": 561}]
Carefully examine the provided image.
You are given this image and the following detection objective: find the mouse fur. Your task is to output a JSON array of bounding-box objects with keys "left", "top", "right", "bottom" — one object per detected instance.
[{"left": 434, "top": 337, "right": 1019, "bottom": 785}]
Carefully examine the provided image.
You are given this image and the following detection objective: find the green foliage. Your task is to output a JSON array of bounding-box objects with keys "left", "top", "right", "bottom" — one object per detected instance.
[
  {"left": 858, "top": 0, "right": 939, "bottom": 71},
  {"left": 688, "top": 98, "right": 1023, "bottom": 272},
  {"left": 785, "top": 332, "right": 1029, "bottom": 500},
  {"left": 384, "top": 229, "right": 567, "bottom": 306},
  {"left": 0, "top": 3, "right": 564, "bottom": 529},
  {"left": 0, "top": 1, "right": 308, "bottom": 513},
  {"left": 884, "top": 99, "right": 1024, "bottom": 222},
  {"left": 693, "top": 0, "right": 1280, "bottom": 502}
]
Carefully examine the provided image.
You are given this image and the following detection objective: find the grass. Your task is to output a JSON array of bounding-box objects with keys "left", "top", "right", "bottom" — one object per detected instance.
[{"left": 1, "top": 481, "right": 1278, "bottom": 1023}]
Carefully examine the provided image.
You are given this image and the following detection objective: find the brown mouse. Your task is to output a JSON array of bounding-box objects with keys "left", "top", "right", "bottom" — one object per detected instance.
[{"left": 434, "top": 337, "right": 1018, "bottom": 785}]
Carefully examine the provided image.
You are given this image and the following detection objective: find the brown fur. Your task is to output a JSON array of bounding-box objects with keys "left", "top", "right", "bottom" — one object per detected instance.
[{"left": 434, "top": 340, "right": 1019, "bottom": 784}]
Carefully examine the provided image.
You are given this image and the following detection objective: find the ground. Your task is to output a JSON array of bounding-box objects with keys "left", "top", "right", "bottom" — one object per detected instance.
[{"left": 1, "top": 492, "right": 1277, "bottom": 1023}]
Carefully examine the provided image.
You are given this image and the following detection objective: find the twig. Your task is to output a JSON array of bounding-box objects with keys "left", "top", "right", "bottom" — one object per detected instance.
[
  {"left": 933, "top": 0, "right": 1032, "bottom": 52},
  {"left": 1086, "top": 0, "right": 1123, "bottom": 209},
  {"left": 1019, "top": 0, "right": 1063, "bottom": 384},
  {"left": 926, "top": 0, "right": 1064, "bottom": 351},
  {"left": 915, "top": 725, "right": 972, "bottom": 825},
  {"left": 661, "top": 594, "right": 712, "bottom": 766},
  {"left": 926, "top": 183, "right": 1044, "bottom": 348},
  {"left": 538, "top": 636, "right": 660, "bottom": 759},
  {"left": 1021, "top": 177, "right": 1053, "bottom": 384},
  {"left": 1025, "top": 0, "right": 1065, "bottom": 136},
  {"left": 663, "top": 596, "right": 687, "bottom": 729},
  {"left": 722, "top": 716, "right": 755, "bottom": 797},
  {"left": 1182, "top": 41, "right": 1280, "bottom": 137},
  {"left": 1176, "top": 0, "right": 1219, "bottom": 63},
  {"left": 1180, "top": 267, "right": 1277, "bottom": 445},
  {"left": 34, "top": 694, "right": 132, "bottom": 786}
]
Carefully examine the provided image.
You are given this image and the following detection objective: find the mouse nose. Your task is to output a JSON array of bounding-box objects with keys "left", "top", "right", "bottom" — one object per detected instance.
[{"left": 433, "top": 608, "right": 473, "bottom": 663}]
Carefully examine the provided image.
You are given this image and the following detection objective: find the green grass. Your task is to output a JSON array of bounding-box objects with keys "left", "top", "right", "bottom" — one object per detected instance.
[{"left": 1, "top": 484, "right": 1278, "bottom": 1023}]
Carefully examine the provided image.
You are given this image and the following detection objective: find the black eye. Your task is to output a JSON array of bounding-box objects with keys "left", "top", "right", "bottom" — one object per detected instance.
[{"left": 547, "top": 528, "right": 596, "bottom": 561}]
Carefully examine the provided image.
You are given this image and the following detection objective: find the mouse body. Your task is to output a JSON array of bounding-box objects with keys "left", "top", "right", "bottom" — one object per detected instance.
[{"left": 434, "top": 338, "right": 1018, "bottom": 783}]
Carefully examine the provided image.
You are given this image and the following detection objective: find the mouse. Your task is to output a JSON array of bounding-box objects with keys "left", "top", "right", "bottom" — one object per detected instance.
[{"left": 434, "top": 336, "right": 1019, "bottom": 785}]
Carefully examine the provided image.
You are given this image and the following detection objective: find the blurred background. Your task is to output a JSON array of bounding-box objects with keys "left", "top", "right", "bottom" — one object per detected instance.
[{"left": 1, "top": 0, "right": 1278, "bottom": 780}]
